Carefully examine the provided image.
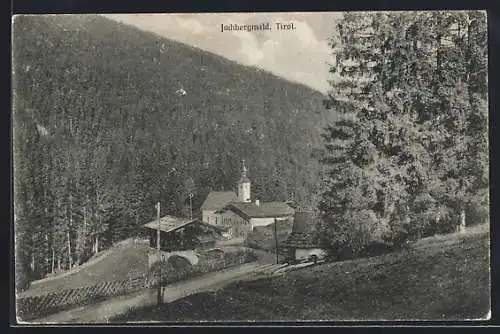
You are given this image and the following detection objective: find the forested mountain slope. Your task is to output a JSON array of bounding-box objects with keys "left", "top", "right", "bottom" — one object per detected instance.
[{"left": 12, "top": 15, "right": 335, "bottom": 284}]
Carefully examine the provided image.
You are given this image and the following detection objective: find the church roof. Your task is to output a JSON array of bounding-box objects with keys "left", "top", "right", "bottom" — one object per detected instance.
[
  {"left": 221, "top": 201, "right": 294, "bottom": 219},
  {"left": 201, "top": 191, "right": 238, "bottom": 210},
  {"left": 143, "top": 215, "right": 225, "bottom": 234}
]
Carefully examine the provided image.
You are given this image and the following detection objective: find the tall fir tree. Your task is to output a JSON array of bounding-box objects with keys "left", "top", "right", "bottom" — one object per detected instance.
[{"left": 319, "top": 11, "right": 488, "bottom": 253}]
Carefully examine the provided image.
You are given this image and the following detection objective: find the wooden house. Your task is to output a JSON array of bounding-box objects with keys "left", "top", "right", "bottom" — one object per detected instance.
[
  {"left": 142, "top": 215, "right": 225, "bottom": 267},
  {"left": 217, "top": 200, "right": 294, "bottom": 238},
  {"left": 284, "top": 211, "right": 327, "bottom": 262},
  {"left": 200, "top": 191, "right": 238, "bottom": 225}
]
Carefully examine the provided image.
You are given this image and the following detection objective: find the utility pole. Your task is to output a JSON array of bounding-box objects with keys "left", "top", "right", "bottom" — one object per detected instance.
[
  {"left": 189, "top": 193, "right": 193, "bottom": 220},
  {"left": 156, "top": 202, "right": 162, "bottom": 305},
  {"left": 274, "top": 218, "right": 279, "bottom": 264}
]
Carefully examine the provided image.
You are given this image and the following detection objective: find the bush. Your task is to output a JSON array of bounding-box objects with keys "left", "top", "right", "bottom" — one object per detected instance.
[
  {"left": 466, "top": 202, "right": 489, "bottom": 227},
  {"left": 148, "top": 255, "right": 194, "bottom": 287},
  {"left": 359, "top": 241, "right": 395, "bottom": 258},
  {"left": 15, "top": 264, "right": 32, "bottom": 293},
  {"left": 323, "top": 209, "right": 382, "bottom": 260},
  {"left": 244, "top": 219, "right": 294, "bottom": 252},
  {"left": 198, "top": 248, "right": 225, "bottom": 261},
  {"left": 385, "top": 206, "right": 412, "bottom": 248},
  {"left": 431, "top": 206, "right": 457, "bottom": 235},
  {"left": 226, "top": 249, "right": 257, "bottom": 263},
  {"left": 414, "top": 208, "right": 442, "bottom": 239}
]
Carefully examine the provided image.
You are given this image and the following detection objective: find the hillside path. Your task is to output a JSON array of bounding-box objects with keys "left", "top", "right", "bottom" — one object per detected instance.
[{"left": 30, "top": 261, "right": 280, "bottom": 324}]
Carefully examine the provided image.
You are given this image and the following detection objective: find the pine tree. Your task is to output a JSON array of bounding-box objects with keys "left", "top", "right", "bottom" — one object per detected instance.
[
  {"left": 319, "top": 11, "right": 488, "bottom": 252},
  {"left": 428, "top": 11, "right": 488, "bottom": 231}
]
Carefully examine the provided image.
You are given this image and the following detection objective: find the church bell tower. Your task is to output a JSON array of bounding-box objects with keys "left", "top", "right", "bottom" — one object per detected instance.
[{"left": 237, "top": 159, "right": 251, "bottom": 202}]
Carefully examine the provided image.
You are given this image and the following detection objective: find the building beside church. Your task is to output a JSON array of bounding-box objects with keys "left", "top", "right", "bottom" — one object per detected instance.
[
  {"left": 200, "top": 191, "right": 237, "bottom": 225},
  {"left": 201, "top": 159, "right": 294, "bottom": 238},
  {"left": 217, "top": 201, "right": 294, "bottom": 238}
]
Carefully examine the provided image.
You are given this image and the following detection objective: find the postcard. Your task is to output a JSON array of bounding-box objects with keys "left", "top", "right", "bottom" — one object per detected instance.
[{"left": 12, "top": 11, "right": 490, "bottom": 323}]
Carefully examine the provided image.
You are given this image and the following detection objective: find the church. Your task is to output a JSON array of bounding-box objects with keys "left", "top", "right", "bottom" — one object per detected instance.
[{"left": 200, "top": 160, "right": 295, "bottom": 238}]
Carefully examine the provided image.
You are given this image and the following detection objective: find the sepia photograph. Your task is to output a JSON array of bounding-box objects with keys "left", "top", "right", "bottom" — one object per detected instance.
[{"left": 12, "top": 11, "right": 490, "bottom": 323}]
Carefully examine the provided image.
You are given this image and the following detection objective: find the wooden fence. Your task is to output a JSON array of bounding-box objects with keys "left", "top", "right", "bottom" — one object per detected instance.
[
  {"left": 17, "top": 250, "right": 256, "bottom": 321},
  {"left": 196, "top": 250, "right": 254, "bottom": 273},
  {"left": 16, "top": 276, "right": 146, "bottom": 321},
  {"left": 146, "top": 250, "right": 255, "bottom": 287}
]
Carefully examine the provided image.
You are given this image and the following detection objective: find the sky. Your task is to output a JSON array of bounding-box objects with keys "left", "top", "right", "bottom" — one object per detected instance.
[{"left": 102, "top": 13, "right": 342, "bottom": 93}]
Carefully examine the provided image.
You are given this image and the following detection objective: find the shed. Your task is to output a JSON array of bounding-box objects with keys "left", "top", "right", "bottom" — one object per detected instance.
[
  {"left": 143, "top": 215, "right": 224, "bottom": 252},
  {"left": 284, "top": 211, "right": 327, "bottom": 262}
]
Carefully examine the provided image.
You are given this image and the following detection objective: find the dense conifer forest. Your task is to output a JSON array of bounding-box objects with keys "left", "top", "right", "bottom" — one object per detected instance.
[{"left": 13, "top": 15, "right": 334, "bottom": 288}]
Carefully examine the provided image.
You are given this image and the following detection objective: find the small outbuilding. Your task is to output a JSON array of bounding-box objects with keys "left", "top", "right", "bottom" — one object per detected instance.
[
  {"left": 143, "top": 215, "right": 225, "bottom": 267},
  {"left": 284, "top": 211, "right": 327, "bottom": 262}
]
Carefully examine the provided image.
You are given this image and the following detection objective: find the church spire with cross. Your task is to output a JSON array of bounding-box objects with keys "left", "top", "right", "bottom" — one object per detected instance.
[{"left": 237, "top": 159, "right": 251, "bottom": 202}]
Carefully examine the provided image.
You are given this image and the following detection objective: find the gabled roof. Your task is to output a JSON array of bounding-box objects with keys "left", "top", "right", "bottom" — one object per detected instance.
[
  {"left": 143, "top": 215, "right": 224, "bottom": 234},
  {"left": 291, "top": 211, "right": 319, "bottom": 234},
  {"left": 201, "top": 191, "right": 238, "bottom": 210},
  {"left": 284, "top": 211, "right": 322, "bottom": 249},
  {"left": 143, "top": 215, "right": 197, "bottom": 233},
  {"left": 221, "top": 201, "right": 294, "bottom": 219}
]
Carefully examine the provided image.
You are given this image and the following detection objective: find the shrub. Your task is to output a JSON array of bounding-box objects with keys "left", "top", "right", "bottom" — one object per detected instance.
[
  {"left": 323, "top": 209, "right": 383, "bottom": 260},
  {"left": 433, "top": 206, "right": 458, "bottom": 235},
  {"left": 147, "top": 255, "right": 194, "bottom": 287},
  {"left": 466, "top": 202, "right": 489, "bottom": 227},
  {"left": 359, "top": 241, "right": 395, "bottom": 258},
  {"left": 15, "top": 264, "right": 32, "bottom": 293},
  {"left": 244, "top": 219, "right": 294, "bottom": 252},
  {"left": 385, "top": 204, "right": 412, "bottom": 248}
]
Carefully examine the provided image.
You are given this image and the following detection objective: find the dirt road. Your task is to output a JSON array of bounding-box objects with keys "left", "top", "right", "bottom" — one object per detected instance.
[{"left": 29, "top": 261, "right": 279, "bottom": 324}]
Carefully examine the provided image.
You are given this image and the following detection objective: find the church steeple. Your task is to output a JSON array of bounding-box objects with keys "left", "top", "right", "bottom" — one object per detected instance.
[{"left": 237, "top": 159, "right": 251, "bottom": 202}]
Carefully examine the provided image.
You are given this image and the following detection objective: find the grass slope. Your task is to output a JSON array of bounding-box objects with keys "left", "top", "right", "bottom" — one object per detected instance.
[
  {"left": 20, "top": 240, "right": 149, "bottom": 298},
  {"left": 113, "top": 228, "right": 490, "bottom": 321}
]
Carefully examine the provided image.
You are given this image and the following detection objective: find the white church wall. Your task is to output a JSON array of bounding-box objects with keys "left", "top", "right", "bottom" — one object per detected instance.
[{"left": 237, "top": 182, "right": 251, "bottom": 202}]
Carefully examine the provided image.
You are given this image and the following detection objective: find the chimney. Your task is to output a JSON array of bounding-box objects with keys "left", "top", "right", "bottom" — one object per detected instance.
[{"left": 255, "top": 199, "right": 260, "bottom": 207}]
